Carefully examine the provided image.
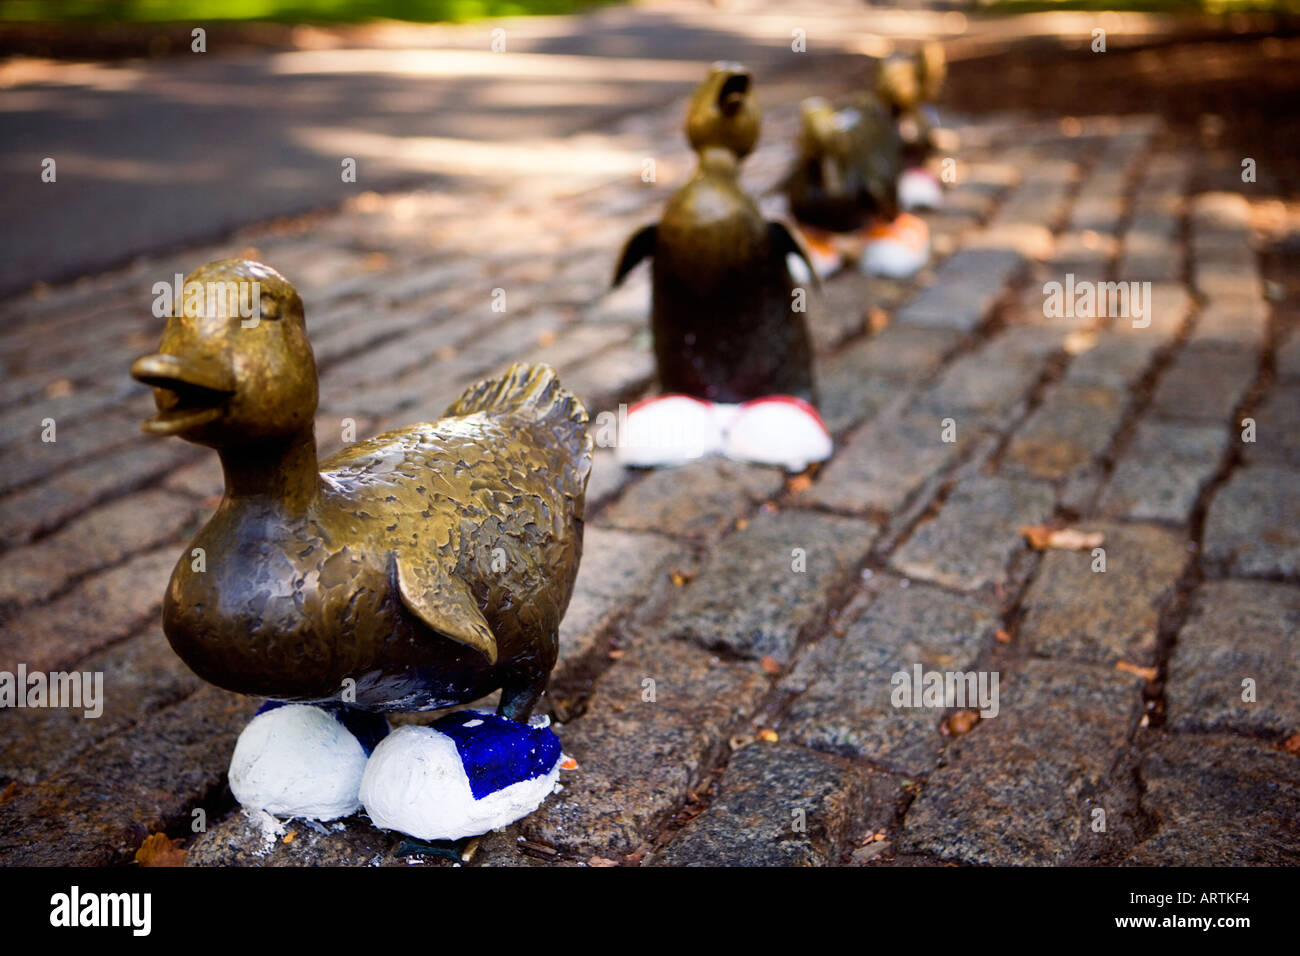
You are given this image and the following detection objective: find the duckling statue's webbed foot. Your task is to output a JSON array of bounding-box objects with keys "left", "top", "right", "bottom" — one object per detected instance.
[
  {"left": 360, "top": 712, "right": 564, "bottom": 842},
  {"left": 613, "top": 395, "right": 832, "bottom": 472},
  {"left": 228, "top": 702, "right": 391, "bottom": 822}
]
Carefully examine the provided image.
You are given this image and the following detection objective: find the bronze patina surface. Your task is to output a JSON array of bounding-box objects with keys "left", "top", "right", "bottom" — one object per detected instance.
[
  {"left": 131, "top": 259, "right": 591, "bottom": 720},
  {"left": 612, "top": 63, "right": 818, "bottom": 405},
  {"left": 782, "top": 93, "right": 902, "bottom": 233},
  {"left": 877, "top": 42, "right": 947, "bottom": 166}
]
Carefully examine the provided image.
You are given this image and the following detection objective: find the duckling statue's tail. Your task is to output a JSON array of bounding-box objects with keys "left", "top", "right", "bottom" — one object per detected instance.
[{"left": 444, "top": 362, "right": 593, "bottom": 506}]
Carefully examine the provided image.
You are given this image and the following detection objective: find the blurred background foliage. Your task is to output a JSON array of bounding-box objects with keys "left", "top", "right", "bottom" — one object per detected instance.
[
  {"left": 0, "top": 0, "right": 622, "bottom": 23},
  {"left": 3, "top": 0, "right": 1297, "bottom": 23}
]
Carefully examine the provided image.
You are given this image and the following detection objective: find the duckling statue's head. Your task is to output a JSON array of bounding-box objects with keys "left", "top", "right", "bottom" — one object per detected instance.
[
  {"left": 686, "top": 61, "right": 760, "bottom": 160},
  {"left": 131, "top": 259, "right": 318, "bottom": 450},
  {"left": 798, "top": 97, "right": 851, "bottom": 165},
  {"left": 876, "top": 53, "right": 921, "bottom": 114}
]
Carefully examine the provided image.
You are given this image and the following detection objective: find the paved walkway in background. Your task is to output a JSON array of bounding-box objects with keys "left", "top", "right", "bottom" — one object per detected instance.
[
  {"left": 0, "top": 12, "right": 1297, "bottom": 866},
  {"left": 0, "top": 0, "right": 888, "bottom": 298}
]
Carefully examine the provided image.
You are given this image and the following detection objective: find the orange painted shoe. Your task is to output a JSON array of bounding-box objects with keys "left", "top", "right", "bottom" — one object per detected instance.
[{"left": 860, "top": 212, "right": 930, "bottom": 278}]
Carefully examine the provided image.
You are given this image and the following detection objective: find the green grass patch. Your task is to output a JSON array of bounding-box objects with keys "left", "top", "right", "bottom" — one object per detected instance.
[
  {"left": 980, "top": 0, "right": 1300, "bottom": 14},
  {"left": 0, "top": 0, "right": 621, "bottom": 24}
]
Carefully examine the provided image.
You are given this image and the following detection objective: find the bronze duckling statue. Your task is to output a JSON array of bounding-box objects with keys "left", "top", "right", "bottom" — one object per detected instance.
[
  {"left": 782, "top": 93, "right": 902, "bottom": 236},
  {"left": 876, "top": 41, "right": 948, "bottom": 169},
  {"left": 612, "top": 62, "right": 818, "bottom": 406},
  {"left": 130, "top": 259, "right": 592, "bottom": 723}
]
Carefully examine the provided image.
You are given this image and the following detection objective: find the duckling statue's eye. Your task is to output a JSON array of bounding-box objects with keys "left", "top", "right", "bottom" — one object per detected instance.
[{"left": 258, "top": 297, "right": 283, "bottom": 321}]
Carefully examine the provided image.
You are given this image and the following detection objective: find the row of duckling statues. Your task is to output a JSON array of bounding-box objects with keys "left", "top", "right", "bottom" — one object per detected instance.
[
  {"left": 612, "top": 46, "right": 949, "bottom": 470},
  {"left": 129, "top": 47, "right": 950, "bottom": 850}
]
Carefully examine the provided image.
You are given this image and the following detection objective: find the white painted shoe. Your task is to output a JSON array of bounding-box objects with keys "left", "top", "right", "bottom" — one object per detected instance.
[
  {"left": 899, "top": 167, "right": 944, "bottom": 211},
  {"left": 360, "top": 712, "right": 563, "bottom": 841},
  {"left": 860, "top": 213, "right": 930, "bottom": 279},
  {"left": 721, "top": 396, "right": 833, "bottom": 472},
  {"left": 228, "top": 703, "right": 388, "bottom": 822},
  {"left": 614, "top": 394, "right": 725, "bottom": 467}
]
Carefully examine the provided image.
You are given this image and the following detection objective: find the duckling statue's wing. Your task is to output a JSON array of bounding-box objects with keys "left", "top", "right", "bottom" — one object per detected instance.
[
  {"left": 612, "top": 224, "right": 656, "bottom": 287},
  {"left": 769, "top": 219, "right": 821, "bottom": 292},
  {"left": 394, "top": 557, "right": 499, "bottom": 665}
]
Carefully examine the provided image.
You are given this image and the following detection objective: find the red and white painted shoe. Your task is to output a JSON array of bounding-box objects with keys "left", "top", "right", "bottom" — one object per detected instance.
[
  {"left": 614, "top": 394, "right": 724, "bottom": 467},
  {"left": 899, "top": 167, "right": 944, "bottom": 211},
  {"left": 860, "top": 212, "right": 930, "bottom": 279},
  {"left": 789, "top": 227, "right": 844, "bottom": 282},
  {"left": 721, "top": 396, "right": 833, "bottom": 472}
]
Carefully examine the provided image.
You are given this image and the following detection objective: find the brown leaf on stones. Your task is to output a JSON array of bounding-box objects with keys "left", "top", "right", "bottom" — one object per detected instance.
[
  {"left": 1280, "top": 734, "right": 1300, "bottom": 755},
  {"left": 0, "top": 781, "right": 19, "bottom": 804},
  {"left": 994, "top": 628, "right": 1012, "bottom": 644},
  {"left": 868, "top": 308, "right": 890, "bottom": 334},
  {"left": 758, "top": 728, "right": 779, "bottom": 743},
  {"left": 787, "top": 473, "right": 814, "bottom": 495},
  {"left": 44, "top": 379, "right": 75, "bottom": 398},
  {"left": 760, "top": 656, "right": 781, "bottom": 675},
  {"left": 1019, "top": 524, "right": 1104, "bottom": 551},
  {"left": 670, "top": 569, "right": 695, "bottom": 587},
  {"left": 135, "top": 833, "right": 187, "bottom": 867},
  {"left": 941, "top": 710, "right": 979, "bottom": 736},
  {"left": 1115, "top": 660, "right": 1159, "bottom": 682}
]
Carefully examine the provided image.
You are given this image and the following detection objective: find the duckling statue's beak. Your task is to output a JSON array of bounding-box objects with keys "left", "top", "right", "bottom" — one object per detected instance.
[
  {"left": 131, "top": 352, "right": 236, "bottom": 436},
  {"left": 686, "top": 61, "right": 760, "bottom": 159}
]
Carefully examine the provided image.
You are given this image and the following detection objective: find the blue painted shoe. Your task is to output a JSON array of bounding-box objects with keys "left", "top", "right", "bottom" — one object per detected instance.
[
  {"left": 228, "top": 702, "right": 390, "bottom": 822},
  {"left": 360, "top": 711, "right": 563, "bottom": 841}
]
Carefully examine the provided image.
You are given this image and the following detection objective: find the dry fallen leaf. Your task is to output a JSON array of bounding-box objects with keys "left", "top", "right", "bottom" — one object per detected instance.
[
  {"left": 735, "top": 517, "right": 750, "bottom": 531},
  {"left": 1063, "top": 330, "right": 1098, "bottom": 355},
  {"left": 0, "top": 781, "right": 19, "bottom": 804},
  {"left": 282, "top": 831, "right": 296, "bottom": 844},
  {"left": 669, "top": 569, "right": 695, "bottom": 587},
  {"left": 607, "top": 648, "right": 624, "bottom": 660},
  {"left": 787, "top": 473, "right": 814, "bottom": 494},
  {"left": 759, "top": 656, "right": 781, "bottom": 675},
  {"left": 867, "top": 308, "right": 890, "bottom": 334},
  {"left": 1116, "top": 660, "right": 1159, "bottom": 682},
  {"left": 942, "top": 710, "right": 980, "bottom": 737},
  {"left": 135, "top": 833, "right": 187, "bottom": 867},
  {"left": 994, "top": 628, "right": 1012, "bottom": 644},
  {"left": 1281, "top": 734, "right": 1300, "bottom": 755},
  {"left": 44, "top": 379, "right": 75, "bottom": 398},
  {"left": 758, "top": 728, "right": 779, "bottom": 743},
  {"left": 1019, "top": 525, "right": 1104, "bottom": 551},
  {"left": 588, "top": 856, "right": 619, "bottom": 867}
]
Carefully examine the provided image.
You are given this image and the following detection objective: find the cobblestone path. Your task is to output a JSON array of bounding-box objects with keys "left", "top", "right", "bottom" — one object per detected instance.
[{"left": 0, "top": 44, "right": 1296, "bottom": 866}]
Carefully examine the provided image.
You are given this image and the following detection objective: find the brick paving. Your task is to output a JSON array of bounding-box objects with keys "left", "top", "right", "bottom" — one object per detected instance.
[{"left": 1, "top": 38, "right": 1298, "bottom": 868}]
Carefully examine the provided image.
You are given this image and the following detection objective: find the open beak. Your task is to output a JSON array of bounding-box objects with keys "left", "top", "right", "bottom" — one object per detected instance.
[
  {"left": 131, "top": 353, "right": 235, "bottom": 436},
  {"left": 716, "top": 70, "right": 750, "bottom": 118}
]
